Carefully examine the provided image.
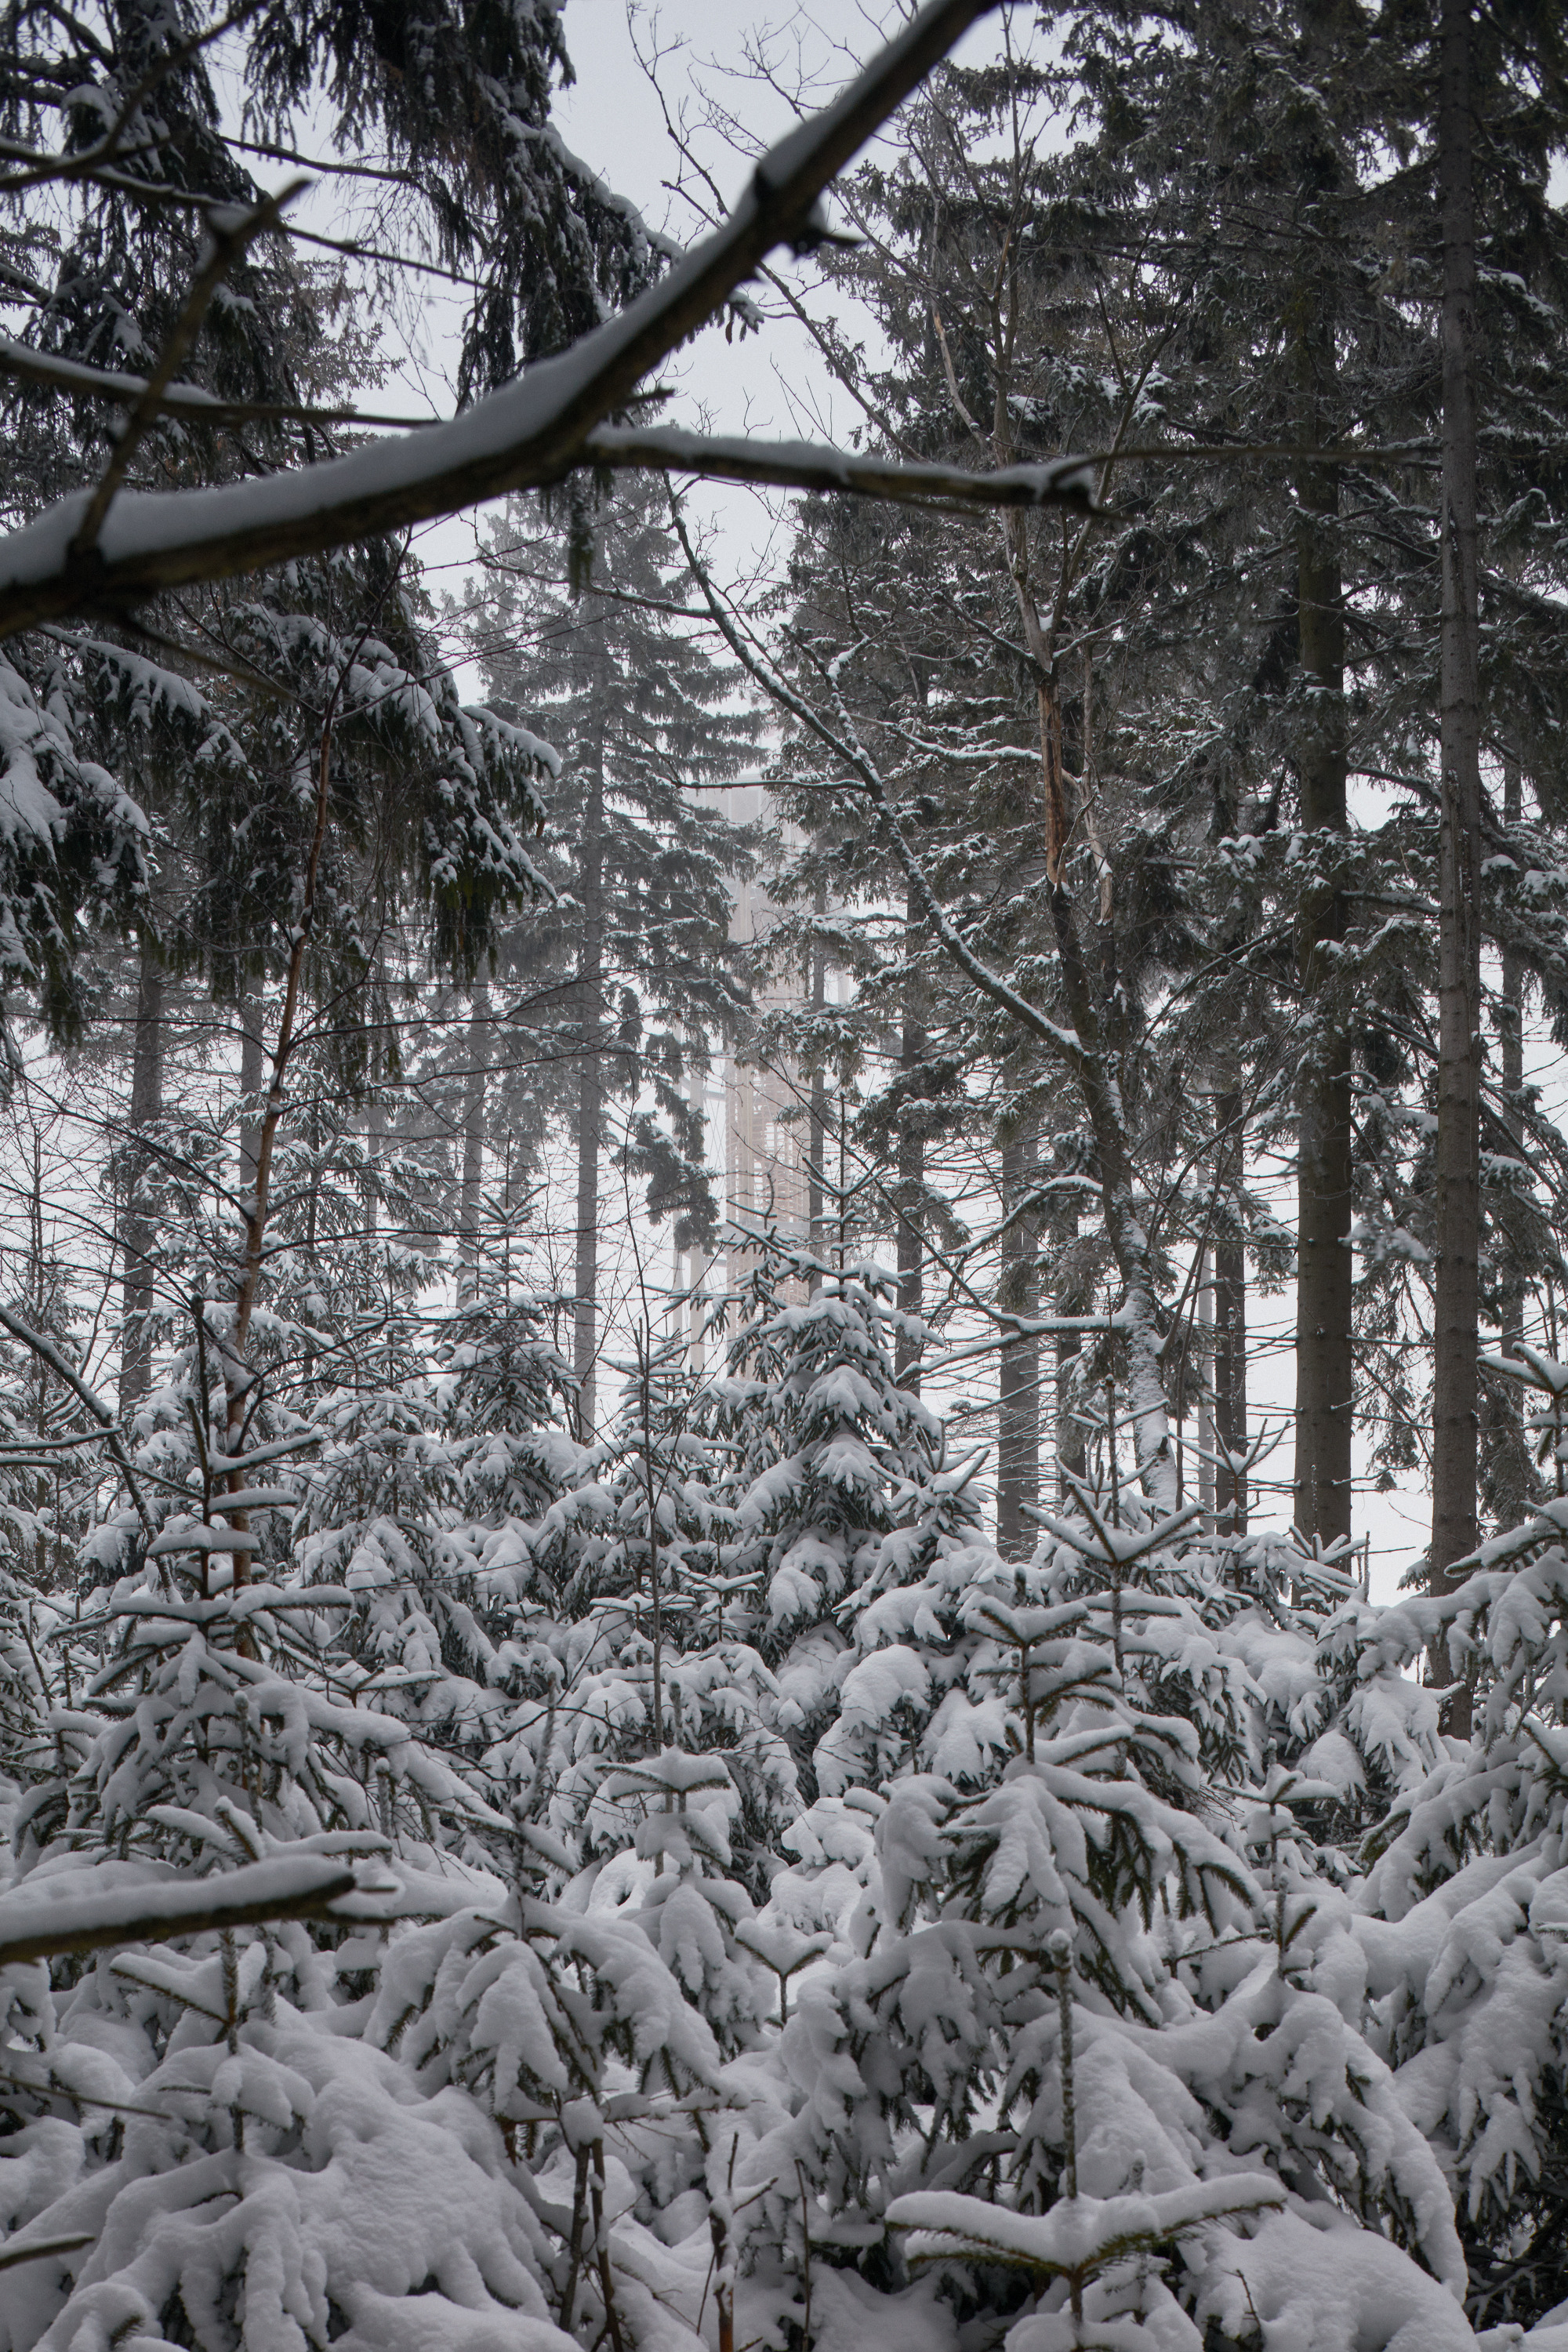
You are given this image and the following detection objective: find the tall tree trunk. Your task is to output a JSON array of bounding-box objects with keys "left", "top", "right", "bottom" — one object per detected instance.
[
  {"left": 238, "top": 984, "right": 264, "bottom": 1211},
  {"left": 1500, "top": 750, "right": 1523, "bottom": 1367},
  {"left": 1294, "top": 293, "right": 1353, "bottom": 1549},
  {"left": 119, "top": 936, "right": 164, "bottom": 1416},
  {"left": 1431, "top": 0, "right": 1483, "bottom": 1733},
  {"left": 895, "top": 884, "right": 925, "bottom": 1392},
  {"left": 363, "top": 960, "right": 389, "bottom": 1257},
  {"left": 575, "top": 760, "right": 604, "bottom": 1436},
  {"left": 365, "top": 1097, "right": 385, "bottom": 1242},
  {"left": 808, "top": 890, "right": 827, "bottom": 1290},
  {"left": 1480, "top": 748, "right": 1530, "bottom": 1526},
  {"left": 997, "top": 1125, "right": 1039, "bottom": 1558},
  {"left": 1197, "top": 1246, "right": 1215, "bottom": 1528},
  {"left": 225, "top": 710, "right": 337, "bottom": 1632},
  {"left": 1052, "top": 1195, "right": 1087, "bottom": 1493},
  {"left": 459, "top": 979, "right": 490, "bottom": 1304},
  {"left": 1215, "top": 1087, "right": 1248, "bottom": 1532},
  {"left": 1044, "top": 880, "right": 1175, "bottom": 1507}
]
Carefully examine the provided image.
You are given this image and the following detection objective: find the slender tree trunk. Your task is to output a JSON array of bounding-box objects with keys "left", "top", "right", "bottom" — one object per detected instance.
[
  {"left": 362, "top": 960, "right": 388, "bottom": 1258},
  {"left": 1044, "top": 880, "right": 1176, "bottom": 1506},
  {"left": 365, "top": 1097, "right": 385, "bottom": 1239},
  {"left": 575, "top": 760, "right": 604, "bottom": 1436},
  {"left": 238, "top": 984, "right": 264, "bottom": 1211},
  {"left": 997, "top": 1126, "right": 1039, "bottom": 1558},
  {"left": 1294, "top": 290, "right": 1354, "bottom": 1549},
  {"left": 119, "top": 936, "right": 164, "bottom": 1416},
  {"left": 996, "top": 341, "right": 1173, "bottom": 1504},
  {"left": 808, "top": 891, "right": 827, "bottom": 1289},
  {"left": 1215, "top": 1087, "right": 1248, "bottom": 1532},
  {"left": 1431, "top": 0, "right": 1483, "bottom": 1734},
  {"left": 459, "top": 979, "right": 490, "bottom": 1303},
  {"left": 1197, "top": 1246, "right": 1215, "bottom": 1529},
  {"left": 1054, "top": 1199, "right": 1087, "bottom": 1494},
  {"left": 895, "top": 884, "right": 925, "bottom": 1391},
  {"left": 223, "top": 714, "right": 337, "bottom": 1637},
  {"left": 1500, "top": 750, "right": 1523, "bottom": 1363},
  {"left": 1480, "top": 749, "right": 1530, "bottom": 1526}
]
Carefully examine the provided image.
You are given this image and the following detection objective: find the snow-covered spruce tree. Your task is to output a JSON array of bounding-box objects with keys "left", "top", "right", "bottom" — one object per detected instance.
[
  {"left": 703, "top": 1464, "right": 1496, "bottom": 2352},
  {"left": 470, "top": 477, "right": 758, "bottom": 1427},
  {"left": 713, "top": 1237, "right": 952, "bottom": 1784},
  {"left": 439, "top": 1278, "right": 582, "bottom": 1534},
  {"left": 14, "top": 1255, "right": 1568, "bottom": 2348},
  {"left": 1304, "top": 1446, "right": 1568, "bottom": 2335},
  {"left": 0, "top": 1350, "right": 744, "bottom": 2352},
  {"left": 473, "top": 1324, "right": 804, "bottom": 1899}
]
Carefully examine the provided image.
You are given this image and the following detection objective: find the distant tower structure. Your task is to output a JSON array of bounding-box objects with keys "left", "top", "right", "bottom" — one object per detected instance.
[
  {"left": 724, "top": 786, "right": 814, "bottom": 1285},
  {"left": 671, "top": 783, "right": 821, "bottom": 1343}
]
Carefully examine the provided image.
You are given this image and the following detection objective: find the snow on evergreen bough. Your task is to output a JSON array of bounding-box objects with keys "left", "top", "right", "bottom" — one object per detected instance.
[{"left": 885, "top": 2177, "right": 1285, "bottom": 2281}]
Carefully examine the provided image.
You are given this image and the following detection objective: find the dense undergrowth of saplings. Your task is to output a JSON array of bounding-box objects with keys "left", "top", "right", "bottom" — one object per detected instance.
[{"left": 4, "top": 1243, "right": 1568, "bottom": 2352}]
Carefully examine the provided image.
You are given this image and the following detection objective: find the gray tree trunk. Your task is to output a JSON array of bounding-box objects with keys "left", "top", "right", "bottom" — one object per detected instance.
[
  {"left": 238, "top": 985, "right": 265, "bottom": 1212},
  {"left": 119, "top": 937, "right": 164, "bottom": 1415},
  {"left": 895, "top": 885, "right": 925, "bottom": 1391},
  {"left": 1215, "top": 1089, "right": 1248, "bottom": 1533},
  {"left": 997, "top": 1127, "right": 1039, "bottom": 1558},
  {"left": 1479, "top": 749, "right": 1530, "bottom": 1527},
  {"left": 1293, "top": 296, "right": 1353, "bottom": 1549},
  {"left": 459, "top": 980, "right": 490, "bottom": 1303},
  {"left": 574, "top": 761, "right": 605, "bottom": 1436},
  {"left": 808, "top": 893, "right": 827, "bottom": 1290},
  {"left": 1431, "top": 0, "right": 1483, "bottom": 1735},
  {"left": 363, "top": 962, "right": 389, "bottom": 1253},
  {"left": 1054, "top": 1200, "right": 1087, "bottom": 1492}
]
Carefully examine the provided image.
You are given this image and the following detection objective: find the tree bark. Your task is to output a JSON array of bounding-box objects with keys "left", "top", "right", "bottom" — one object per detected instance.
[
  {"left": 1052, "top": 1195, "right": 1087, "bottom": 1494},
  {"left": 574, "top": 757, "right": 605, "bottom": 1436},
  {"left": 895, "top": 884, "right": 925, "bottom": 1392},
  {"left": 362, "top": 962, "right": 389, "bottom": 1255},
  {"left": 1480, "top": 749, "right": 1530, "bottom": 1527},
  {"left": 997, "top": 1126, "right": 1040, "bottom": 1559},
  {"left": 119, "top": 936, "right": 164, "bottom": 1416},
  {"left": 1500, "top": 750, "right": 1523, "bottom": 1363},
  {"left": 1044, "top": 880, "right": 1175, "bottom": 1507},
  {"left": 1431, "top": 0, "right": 1483, "bottom": 1734},
  {"left": 459, "top": 979, "right": 490, "bottom": 1304},
  {"left": 808, "top": 891, "right": 827, "bottom": 1290},
  {"left": 238, "top": 985, "right": 264, "bottom": 1212},
  {"left": 1215, "top": 1088, "right": 1248, "bottom": 1533},
  {"left": 1293, "top": 289, "right": 1354, "bottom": 1549}
]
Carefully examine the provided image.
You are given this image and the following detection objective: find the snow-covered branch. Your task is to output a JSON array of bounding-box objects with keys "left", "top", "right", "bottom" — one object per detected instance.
[
  {"left": 581, "top": 424, "right": 1097, "bottom": 513},
  {"left": 0, "top": 0, "right": 1023, "bottom": 637},
  {"left": 0, "top": 1855, "right": 358, "bottom": 1965}
]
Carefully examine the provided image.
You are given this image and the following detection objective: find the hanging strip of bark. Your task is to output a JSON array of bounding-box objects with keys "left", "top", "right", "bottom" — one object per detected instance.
[{"left": 1430, "top": 0, "right": 1483, "bottom": 1734}]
